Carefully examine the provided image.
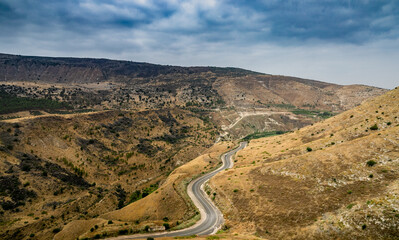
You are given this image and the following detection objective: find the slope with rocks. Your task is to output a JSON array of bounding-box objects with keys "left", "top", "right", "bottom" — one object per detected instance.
[
  {"left": 0, "top": 108, "right": 218, "bottom": 240},
  {"left": 210, "top": 87, "right": 399, "bottom": 239}
]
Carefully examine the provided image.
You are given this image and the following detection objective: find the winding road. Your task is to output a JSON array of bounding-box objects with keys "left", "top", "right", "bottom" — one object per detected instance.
[{"left": 109, "top": 141, "right": 247, "bottom": 240}]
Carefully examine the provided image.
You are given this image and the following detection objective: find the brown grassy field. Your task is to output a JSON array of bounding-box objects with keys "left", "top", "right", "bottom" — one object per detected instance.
[{"left": 210, "top": 87, "right": 399, "bottom": 239}]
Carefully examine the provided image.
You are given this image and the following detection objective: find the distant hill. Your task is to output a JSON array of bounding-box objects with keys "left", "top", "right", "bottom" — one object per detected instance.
[{"left": 0, "top": 53, "right": 387, "bottom": 138}]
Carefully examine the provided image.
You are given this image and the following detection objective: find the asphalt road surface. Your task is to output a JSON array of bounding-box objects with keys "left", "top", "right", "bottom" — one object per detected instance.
[{"left": 108, "top": 141, "right": 247, "bottom": 240}]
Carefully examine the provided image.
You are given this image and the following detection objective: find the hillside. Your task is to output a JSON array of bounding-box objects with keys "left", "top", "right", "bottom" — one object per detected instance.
[
  {"left": 0, "top": 108, "right": 219, "bottom": 240},
  {"left": 0, "top": 53, "right": 391, "bottom": 240},
  {"left": 0, "top": 53, "right": 386, "bottom": 138},
  {"left": 210, "top": 87, "right": 399, "bottom": 239}
]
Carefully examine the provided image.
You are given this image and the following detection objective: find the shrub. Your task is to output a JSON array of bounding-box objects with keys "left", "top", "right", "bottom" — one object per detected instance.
[
  {"left": 370, "top": 124, "right": 378, "bottom": 130},
  {"left": 147, "top": 238, "right": 155, "bottom": 240},
  {"left": 163, "top": 223, "right": 170, "bottom": 230},
  {"left": 52, "top": 228, "right": 61, "bottom": 233},
  {"left": 233, "top": 189, "right": 238, "bottom": 193},
  {"left": 367, "top": 160, "right": 377, "bottom": 167},
  {"left": 108, "top": 220, "right": 113, "bottom": 224},
  {"left": 306, "top": 147, "right": 312, "bottom": 152},
  {"left": 144, "top": 225, "right": 150, "bottom": 232},
  {"left": 118, "top": 229, "right": 129, "bottom": 235}
]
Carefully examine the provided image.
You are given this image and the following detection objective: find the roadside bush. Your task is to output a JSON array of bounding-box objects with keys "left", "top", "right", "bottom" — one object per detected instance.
[
  {"left": 163, "top": 223, "right": 170, "bottom": 230},
  {"left": 118, "top": 229, "right": 129, "bottom": 235}
]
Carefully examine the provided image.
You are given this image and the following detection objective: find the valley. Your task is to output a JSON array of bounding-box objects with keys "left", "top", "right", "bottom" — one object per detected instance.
[{"left": 0, "top": 53, "right": 395, "bottom": 240}]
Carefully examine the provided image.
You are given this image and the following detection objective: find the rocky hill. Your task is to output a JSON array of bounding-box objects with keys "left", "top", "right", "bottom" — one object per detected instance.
[{"left": 0, "top": 53, "right": 387, "bottom": 139}]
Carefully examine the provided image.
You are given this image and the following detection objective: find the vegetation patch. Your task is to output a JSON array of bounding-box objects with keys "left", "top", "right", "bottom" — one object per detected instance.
[
  {"left": 0, "top": 90, "right": 71, "bottom": 114},
  {"left": 243, "top": 131, "right": 287, "bottom": 141}
]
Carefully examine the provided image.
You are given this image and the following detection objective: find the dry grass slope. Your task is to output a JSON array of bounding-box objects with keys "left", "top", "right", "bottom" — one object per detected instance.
[{"left": 210, "top": 87, "right": 399, "bottom": 239}]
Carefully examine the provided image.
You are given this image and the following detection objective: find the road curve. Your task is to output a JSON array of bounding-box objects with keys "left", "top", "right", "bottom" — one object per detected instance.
[{"left": 108, "top": 141, "right": 247, "bottom": 240}]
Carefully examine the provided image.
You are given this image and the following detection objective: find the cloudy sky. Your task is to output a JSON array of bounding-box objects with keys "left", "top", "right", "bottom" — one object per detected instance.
[{"left": 1, "top": 0, "right": 398, "bottom": 89}]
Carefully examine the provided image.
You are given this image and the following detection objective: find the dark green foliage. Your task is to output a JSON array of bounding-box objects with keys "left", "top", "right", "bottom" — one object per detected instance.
[
  {"left": 367, "top": 160, "right": 377, "bottom": 167},
  {"left": 306, "top": 147, "right": 313, "bottom": 152},
  {"left": 291, "top": 109, "right": 334, "bottom": 119},
  {"left": 114, "top": 185, "right": 127, "bottom": 209},
  {"left": 0, "top": 90, "right": 71, "bottom": 114},
  {"left": 17, "top": 154, "right": 89, "bottom": 187},
  {"left": 136, "top": 139, "right": 160, "bottom": 157},
  {"left": 52, "top": 228, "right": 61, "bottom": 234},
  {"left": 163, "top": 223, "right": 170, "bottom": 230},
  {"left": 370, "top": 124, "right": 378, "bottom": 130},
  {"left": 118, "top": 229, "right": 129, "bottom": 235},
  {"left": 108, "top": 220, "right": 113, "bottom": 224},
  {"left": 129, "top": 184, "right": 158, "bottom": 203},
  {"left": 144, "top": 225, "right": 150, "bottom": 232},
  {"left": 243, "top": 131, "right": 286, "bottom": 141},
  {"left": 0, "top": 175, "right": 36, "bottom": 210}
]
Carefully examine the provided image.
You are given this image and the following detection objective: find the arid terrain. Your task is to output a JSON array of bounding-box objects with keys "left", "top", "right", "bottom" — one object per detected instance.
[
  {"left": 210, "top": 87, "right": 399, "bottom": 239},
  {"left": 0, "top": 53, "right": 394, "bottom": 240},
  {"left": 0, "top": 53, "right": 386, "bottom": 139}
]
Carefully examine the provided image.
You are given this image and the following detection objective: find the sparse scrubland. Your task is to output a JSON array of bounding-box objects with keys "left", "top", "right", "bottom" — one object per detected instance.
[
  {"left": 0, "top": 108, "right": 220, "bottom": 239},
  {"left": 0, "top": 53, "right": 393, "bottom": 240},
  {"left": 210, "top": 87, "right": 399, "bottom": 239}
]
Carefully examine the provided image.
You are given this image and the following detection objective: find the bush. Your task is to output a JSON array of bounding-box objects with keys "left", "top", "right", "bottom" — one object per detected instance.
[
  {"left": 147, "top": 238, "right": 155, "bottom": 240},
  {"left": 370, "top": 124, "right": 378, "bottom": 130},
  {"left": 306, "top": 147, "right": 312, "bottom": 152},
  {"left": 52, "top": 228, "right": 61, "bottom": 234},
  {"left": 233, "top": 189, "right": 238, "bottom": 193},
  {"left": 163, "top": 223, "right": 170, "bottom": 230},
  {"left": 367, "top": 160, "right": 377, "bottom": 167},
  {"left": 108, "top": 220, "right": 113, "bottom": 224},
  {"left": 118, "top": 229, "right": 129, "bottom": 235}
]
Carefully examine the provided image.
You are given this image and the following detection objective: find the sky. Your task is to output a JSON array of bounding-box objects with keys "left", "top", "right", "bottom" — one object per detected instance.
[{"left": 0, "top": 0, "right": 398, "bottom": 89}]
